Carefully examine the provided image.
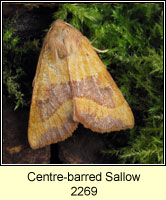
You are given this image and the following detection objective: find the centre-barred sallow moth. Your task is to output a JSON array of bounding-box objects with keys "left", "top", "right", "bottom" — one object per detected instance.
[{"left": 28, "top": 19, "right": 134, "bottom": 149}]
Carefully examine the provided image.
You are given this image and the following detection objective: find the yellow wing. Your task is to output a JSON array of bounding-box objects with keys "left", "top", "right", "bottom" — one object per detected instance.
[
  {"left": 28, "top": 19, "right": 134, "bottom": 149},
  {"left": 28, "top": 21, "right": 78, "bottom": 149},
  {"left": 67, "top": 31, "right": 134, "bottom": 132}
]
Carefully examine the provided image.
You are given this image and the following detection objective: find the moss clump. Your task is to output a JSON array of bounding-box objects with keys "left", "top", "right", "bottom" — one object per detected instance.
[{"left": 3, "top": 15, "right": 40, "bottom": 110}]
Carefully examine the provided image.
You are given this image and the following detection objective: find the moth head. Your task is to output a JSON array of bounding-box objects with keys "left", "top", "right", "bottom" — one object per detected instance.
[
  {"left": 48, "top": 20, "right": 83, "bottom": 57},
  {"left": 51, "top": 20, "right": 70, "bottom": 35}
]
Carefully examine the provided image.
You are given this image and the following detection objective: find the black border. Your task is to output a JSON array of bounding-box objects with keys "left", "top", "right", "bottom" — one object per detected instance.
[{"left": 1, "top": 0, "right": 165, "bottom": 166}]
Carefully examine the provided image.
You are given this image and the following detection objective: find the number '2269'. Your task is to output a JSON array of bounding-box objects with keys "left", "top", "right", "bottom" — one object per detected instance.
[{"left": 71, "top": 186, "right": 97, "bottom": 196}]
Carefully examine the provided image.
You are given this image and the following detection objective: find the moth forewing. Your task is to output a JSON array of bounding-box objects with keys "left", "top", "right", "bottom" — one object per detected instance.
[{"left": 28, "top": 19, "right": 134, "bottom": 149}]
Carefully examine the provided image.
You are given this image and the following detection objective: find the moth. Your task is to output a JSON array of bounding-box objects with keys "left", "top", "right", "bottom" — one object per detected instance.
[{"left": 28, "top": 19, "right": 134, "bottom": 149}]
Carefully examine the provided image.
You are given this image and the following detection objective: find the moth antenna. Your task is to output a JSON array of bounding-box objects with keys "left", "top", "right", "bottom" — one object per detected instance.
[
  {"left": 91, "top": 36, "right": 109, "bottom": 53},
  {"left": 48, "top": 26, "right": 53, "bottom": 33},
  {"left": 32, "top": 77, "right": 35, "bottom": 87},
  {"left": 92, "top": 46, "right": 109, "bottom": 53},
  {"left": 64, "top": 22, "right": 74, "bottom": 28},
  {"left": 91, "top": 37, "right": 97, "bottom": 44}
]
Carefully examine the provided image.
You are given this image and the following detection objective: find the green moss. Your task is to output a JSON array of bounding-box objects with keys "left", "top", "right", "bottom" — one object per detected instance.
[
  {"left": 3, "top": 15, "right": 40, "bottom": 110},
  {"left": 54, "top": 3, "right": 163, "bottom": 164}
]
